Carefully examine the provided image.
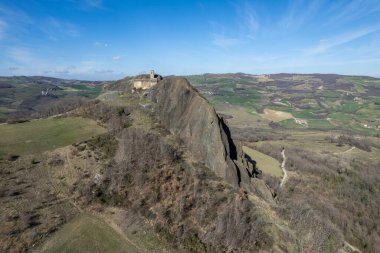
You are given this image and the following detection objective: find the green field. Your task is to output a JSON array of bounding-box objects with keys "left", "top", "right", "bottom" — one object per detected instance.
[
  {"left": 187, "top": 74, "right": 380, "bottom": 135},
  {"left": 278, "top": 119, "right": 305, "bottom": 129},
  {"left": 243, "top": 146, "right": 282, "bottom": 178},
  {"left": 0, "top": 117, "right": 106, "bottom": 158},
  {"left": 36, "top": 215, "right": 139, "bottom": 253},
  {"left": 68, "top": 84, "right": 103, "bottom": 97}
]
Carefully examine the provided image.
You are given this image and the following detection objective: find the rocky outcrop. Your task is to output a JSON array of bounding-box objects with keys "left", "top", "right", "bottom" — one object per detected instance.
[{"left": 152, "top": 77, "right": 254, "bottom": 189}]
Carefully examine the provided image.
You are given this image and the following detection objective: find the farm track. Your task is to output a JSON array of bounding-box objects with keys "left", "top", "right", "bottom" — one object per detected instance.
[
  {"left": 343, "top": 146, "right": 356, "bottom": 153},
  {"left": 280, "top": 149, "right": 287, "bottom": 187}
]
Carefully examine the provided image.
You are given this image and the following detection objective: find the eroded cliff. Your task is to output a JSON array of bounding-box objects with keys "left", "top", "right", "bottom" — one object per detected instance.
[{"left": 152, "top": 77, "right": 256, "bottom": 190}]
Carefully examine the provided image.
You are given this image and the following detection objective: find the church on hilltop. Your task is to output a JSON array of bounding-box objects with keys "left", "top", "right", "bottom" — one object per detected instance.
[{"left": 133, "top": 70, "right": 162, "bottom": 90}]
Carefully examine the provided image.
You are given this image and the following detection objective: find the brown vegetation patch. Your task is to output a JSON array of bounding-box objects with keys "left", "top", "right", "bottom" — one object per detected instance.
[{"left": 260, "top": 109, "right": 293, "bottom": 122}]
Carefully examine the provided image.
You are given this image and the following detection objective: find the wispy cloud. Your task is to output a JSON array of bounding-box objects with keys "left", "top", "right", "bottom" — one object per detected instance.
[
  {"left": 0, "top": 4, "right": 33, "bottom": 40},
  {"left": 46, "top": 61, "right": 98, "bottom": 77},
  {"left": 195, "top": 1, "right": 205, "bottom": 11},
  {"left": 112, "top": 55, "right": 121, "bottom": 60},
  {"left": 8, "top": 66, "right": 19, "bottom": 71},
  {"left": 324, "top": 0, "right": 380, "bottom": 27},
  {"left": 41, "top": 17, "right": 80, "bottom": 38},
  {"left": 4, "top": 47, "right": 50, "bottom": 76},
  {"left": 245, "top": 12, "right": 259, "bottom": 35},
  {"left": 0, "top": 19, "right": 6, "bottom": 39},
  {"left": 94, "top": 41, "right": 108, "bottom": 47},
  {"left": 305, "top": 25, "right": 380, "bottom": 55},
  {"left": 8, "top": 47, "right": 36, "bottom": 64},
  {"left": 211, "top": 34, "right": 239, "bottom": 49},
  {"left": 95, "top": 69, "right": 113, "bottom": 74},
  {"left": 52, "top": 66, "right": 77, "bottom": 75},
  {"left": 279, "top": 0, "right": 320, "bottom": 30},
  {"left": 209, "top": 1, "right": 259, "bottom": 48},
  {"left": 86, "top": 0, "right": 103, "bottom": 8},
  {"left": 0, "top": 5, "right": 33, "bottom": 24},
  {"left": 233, "top": 1, "right": 260, "bottom": 39}
]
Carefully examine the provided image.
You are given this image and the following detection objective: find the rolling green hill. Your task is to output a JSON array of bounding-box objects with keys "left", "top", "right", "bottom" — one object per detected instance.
[
  {"left": 0, "top": 76, "right": 108, "bottom": 123},
  {"left": 187, "top": 73, "right": 380, "bottom": 135}
]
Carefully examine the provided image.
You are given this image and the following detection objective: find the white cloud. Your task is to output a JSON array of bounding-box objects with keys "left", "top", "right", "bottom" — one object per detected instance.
[
  {"left": 246, "top": 13, "right": 259, "bottom": 34},
  {"left": 305, "top": 25, "right": 380, "bottom": 55},
  {"left": 43, "top": 17, "right": 80, "bottom": 37},
  {"left": 42, "top": 61, "right": 96, "bottom": 77},
  {"left": 232, "top": 1, "right": 260, "bottom": 39},
  {"left": 324, "top": 0, "right": 380, "bottom": 28},
  {"left": 0, "top": 5, "right": 33, "bottom": 25},
  {"left": 279, "top": 0, "right": 320, "bottom": 30},
  {"left": 112, "top": 55, "right": 121, "bottom": 60},
  {"left": 212, "top": 34, "right": 239, "bottom": 49},
  {"left": 53, "top": 66, "right": 77, "bottom": 75},
  {"left": 8, "top": 66, "right": 19, "bottom": 71},
  {"left": 8, "top": 47, "right": 35, "bottom": 64},
  {"left": 95, "top": 69, "right": 113, "bottom": 74},
  {"left": 94, "top": 41, "right": 108, "bottom": 47}
]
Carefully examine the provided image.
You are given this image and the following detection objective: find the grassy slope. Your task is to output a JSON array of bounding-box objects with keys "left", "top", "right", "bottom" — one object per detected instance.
[
  {"left": 36, "top": 214, "right": 140, "bottom": 253},
  {"left": 0, "top": 117, "right": 106, "bottom": 158},
  {"left": 243, "top": 146, "right": 282, "bottom": 177}
]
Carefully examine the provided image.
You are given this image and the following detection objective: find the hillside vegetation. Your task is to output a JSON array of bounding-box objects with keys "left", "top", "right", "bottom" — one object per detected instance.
[
  {"left": 0, "top": 76, "right": 108, "bottom": 123},
  {"left": 0, "top": 74, "right": 379, "bottom": 253},
  {"left": 37, "top": 215, "right": 139, "bottom": 253},
  {"left": 188, "top": 73, "right": 380, "bottom": 252}
]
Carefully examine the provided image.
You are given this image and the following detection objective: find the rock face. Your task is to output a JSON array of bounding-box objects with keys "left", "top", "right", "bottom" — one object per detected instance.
[{"left": 152, "top": 77, "right": 253, "bottom": 189}]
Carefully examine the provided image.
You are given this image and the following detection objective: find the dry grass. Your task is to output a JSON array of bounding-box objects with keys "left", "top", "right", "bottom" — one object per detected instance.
[
  {"left": 260, "top": 109, "right": 293, "bottom": 122},
  {"left": 36, "top": 214, "right": 140, "bottom": 253},
  {"left": 217, "top": 105, "right": 269, "bottom": 128},
  {"left": 243, "top": 146, "right": 282, "bottom": 178}
]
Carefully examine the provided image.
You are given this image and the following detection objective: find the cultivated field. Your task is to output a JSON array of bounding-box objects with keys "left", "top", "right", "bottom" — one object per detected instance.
[
  {"left": 188, "top": 73, "right": 380, "bottom": 135},
  {"left": 0, "top": 117, "right": 106, "bottom": 158},
  {"left": 260, "top": 109, "right": 293, "bottom": 122}
]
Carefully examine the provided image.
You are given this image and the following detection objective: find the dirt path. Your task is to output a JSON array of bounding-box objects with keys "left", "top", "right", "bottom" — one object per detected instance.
[
  {"left": 280, "top": 149, "right": 288, "bottom": 187},
  {"left": 343, "top": 146, "right": 356, "bottom": 153},
  {"left": 333, "top": 146, "right": 356, "bottom": 155},
  {"left": 343, "top": 240, "right": 362, "bottom": 253},
  {"left": 97, "top": 210, "right": 148, "bottom": 253}
]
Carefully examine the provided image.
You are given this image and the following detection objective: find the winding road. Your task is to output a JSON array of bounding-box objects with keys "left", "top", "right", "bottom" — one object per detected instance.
[{"left": 280, "top": 149, "right": 287, "bottom": 187}]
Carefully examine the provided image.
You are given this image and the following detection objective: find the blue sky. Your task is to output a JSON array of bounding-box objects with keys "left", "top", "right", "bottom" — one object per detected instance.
[{"left": 1, "top": 0, "right": 380, "bottom": 80}]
